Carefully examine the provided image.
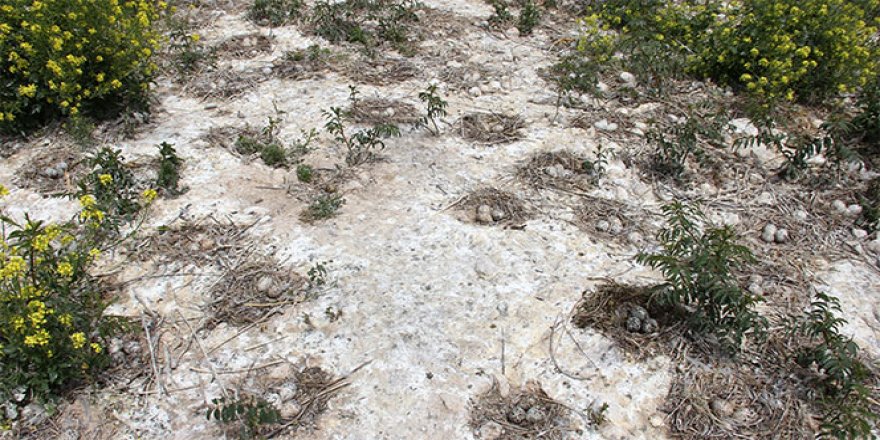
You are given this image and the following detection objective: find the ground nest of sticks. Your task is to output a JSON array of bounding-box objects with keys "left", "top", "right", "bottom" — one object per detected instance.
[
  {"left": 452, "top": 188, "right": 531, "bottom": 226},
  {"left": 575, "top": 195, "right": 654, "bottom": 245},
  {"left": 215, "top": 33, "right": 273, "bottom": 59},
  {"left": 207, "top": 257, "right": 308, "bottom": 328},
  {"left": 186, "top": 68, "right": 261, "bottom": 99},
  {"left": 15, "top": 147, "right": 84, "bottom": 194},
  {"left": 460, "top": 112, "right": 525, "bottom": 145},
  {"left": 469, "top": 380, "right": 576, "bottom": 440},
  {"left": 571, "top": 283, "right": 684, "bottom": 360},
  {"left": 517, "top": 151, "right": 598, "bottom": 193},
  {"left": 348, "top": 98, "right": 420, "bottom": 125},
  {"left": 128, "top": 218, "right": 257, "bottom": 268}
]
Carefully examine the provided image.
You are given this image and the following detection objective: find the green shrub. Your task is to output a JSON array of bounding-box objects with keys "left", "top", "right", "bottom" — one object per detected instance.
[
  {"left": 296, "top": 164, "right": 314, "bottom": 183},
  {"left": 517, "top": 1, "right": 541, "bottom": 35},
  {"left": 311, "top": 0, "right": 422, "bottom": 52},
  {"left": 636, "top": 201, "right": 766, "bottom": 351},
  {"left": 0, "top": 181, "right": 153, "bottom": 403},
  {"left": 207, "top": 396, "right": 280, "bottom": 439},
  {"left": 156, "top": 141, "right": 183, "bottom": 195},
  {"left": 0, "top": 0, "right": 163, "bottom": 133},
  {"left": 75, "top": 147, "right": 146, "bottom": 234},
  {"left": 248, "top": 0, "right": 303, "bottom": 26},
  {"left": 259, "top": 142, "right": 286, "bottom": 167}
]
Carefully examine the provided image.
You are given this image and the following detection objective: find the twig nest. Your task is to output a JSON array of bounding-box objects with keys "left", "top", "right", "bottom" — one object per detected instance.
[
  {"left": 641, "top": 318, "right": 659, "bottom": 333},
  {"left": 525, "top": 406, "right": 547, "bottom": 424},
  {"left": 711, "top": 399, "right": 735, "bottom": 418},
  {"left": 476, "top": 205, "right": 494, "bottom": 224},
  {"left": 626, "top": 316, "right": 642, "bottom": 333},
  {"left": 491, "top": 208, "right": 506, "bottom": 222},
  {"left": 761, "top": 224, "right": 777, "bottom": 243},
  {"left": 832, "top": 199, "right": 848, "bottom": 214},
  {"left": 774, "top": 228, "right": 789, "bottom": 244},
  {"left": 630, "top": 305, "right": 649, "bottom": 321},
  {"left": 848, "top": 204, "right": 863, "bottom": 216}
]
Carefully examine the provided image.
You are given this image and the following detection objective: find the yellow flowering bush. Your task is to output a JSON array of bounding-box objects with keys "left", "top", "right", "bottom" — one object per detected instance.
[
  {"left": 0, "top": 184, "right": 126, "bottom": 401},
  {"left": 0, "top": 0, "right": 162, "bottom": 133}
]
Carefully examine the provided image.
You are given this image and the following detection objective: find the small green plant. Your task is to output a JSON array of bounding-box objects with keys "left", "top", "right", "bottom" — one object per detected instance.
[
  {"left": 646, "top": 105, "right": 728, "bottom": 180},
  {"left": 735, "top": 122, "right": 853, "bottom": 180},
  {"left": 581, "top": 144, "right": 608, "bottom": 183},
  {"left": 76, "top": 147, "right": 145, "bottom": 233},
  {"left": 517, "top": 1, "right": 541, "bottom": 36},
  {"left": 296, "top": 164, "right": 314, "bottom": 183},
  {"left": 164, "top": 11, "right": 215, "bottom": 76},
  {"left": 636, "top": 201, "right": 767, "bottom": 352},
  {"left": 417, "top": 83, "right": 448, "bottom": 136},
  {"left": 311, "top": 0, "right": 423, "bottom": 53},
  {"left": 235, "top": 114, "right": 317, "bottom": 169},
  {"left": 303, "top": 194, "right": 345, "bottom": 222},
  {"left": 247, "top": 0, "right": 304, "bottom": 26},
  {"left": 790, "top": 292, "right": 878, "bottom": 439},
  {"left": 156, "top": 142, "right": 183, "bottom": 195},
  {"left": 487, "top": 1, "right": 514, "bottom": 28},
  {"left": 323, "top": 106, "right": 400, "bottom": 166},
  {"left": 259, "top": 143, "right": 287, "bottom": 167},
  {"left": 207, "top": 396, "right": 280, "bottom": 439},
  {"left": 587, "top": 401, "right": 609, "bottom": 427},
  {"left": 307, "top": 261, "right": 331, "bottom": 287}
]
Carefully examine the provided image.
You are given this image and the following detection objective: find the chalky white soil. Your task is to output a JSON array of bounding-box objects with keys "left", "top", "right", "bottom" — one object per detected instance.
[{"left": 2, "top": 1, "right": 880, "bottom": 439}]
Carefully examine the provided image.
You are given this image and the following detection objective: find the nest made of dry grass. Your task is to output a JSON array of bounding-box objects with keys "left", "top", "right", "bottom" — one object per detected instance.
[
  {"left": 517, "top": 151, "right": 598, "bottom": 194},
  {"left": 185, "top": 68, "right": 262, "bottom": 99},
  {"left": 348, "top": 98, "right": 421, "bottom": 125},
  {"left": 14, "top": 147, "right": 85, "bottom": 195},
  {"left": 128, "top": 218, "right": 257, "bottom": 268},
  {"left": 460, "top": 112, "right": 525, "bottom": 145},
  {"left": 344, "top": 56, "right": 419, "bottom": 85},
  {"left": 207, "top": 257, "right": 307, "bottom": 328},
  {"left": 469, "top": 380, "right": 576, "bottom": 440},
  {"left": 452, "top": 187, "right": 532, "bottom": 226},
  {"left": 575, "top": 195, "right": 655, "bottom": 245},
  {"left": 215, "top": 33, "right": 273, "bottom": 59},
  {"left": 571, "top": 283, "right": 685, "bottom": 360}
]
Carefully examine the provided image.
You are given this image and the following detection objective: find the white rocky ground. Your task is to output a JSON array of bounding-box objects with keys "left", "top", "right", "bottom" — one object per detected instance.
[{"left": 2, "top": 1, "right": 880, "bottom": 439}]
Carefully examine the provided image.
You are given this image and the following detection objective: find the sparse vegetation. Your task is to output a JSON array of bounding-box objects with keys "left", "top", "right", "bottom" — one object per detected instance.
[
  {"left": 311, "top": 0, "right": 424, "bottom": 54},
  {"left": 417, "top": 83, "right": 448, "bottom": 136},
  {"left": 248, "top": 0, "right": 304, "bottom": 26},
  {"left": 636, "top": 202, "right": 766, "bottom": 352},
  {"left": 76, "top": 147, "right": 147, "bottom": 234},
  {"left": 517, "top": 1, "right": 541, "bottom": 35},
  {"left": 296, "top": 164, "right": 314, "bottom": 183},
  {"left": 156, "top": 142, "right": 183, "bottom": 195},
  {"left": 207, "top": 396, "right": 280, "bottom": 439},
  {"left": 323, "top": 104, "right": 400, "bottom": 166},
  {"left": 647, "top": 104, "right": 728, "bottom": 180},
  {"left": 302, "top": 194, "right": 346, "bottom": 222}
]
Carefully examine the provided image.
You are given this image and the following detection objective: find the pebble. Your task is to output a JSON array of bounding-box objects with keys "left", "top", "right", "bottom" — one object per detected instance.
[
  {"left": 793, "top": 210, "right": 808, "bottom": 221},
  {"left": 848, "top": 204, "right": 863, "bottom": 216},
  {"left": 774, "top": 228, "right": 789, "bottom": 244},
  {"left": 544, "top": 164, "right": 564, "bottom": 179},
  {"left": 852, "top": 228, "right": 868, "bottom": 239},
  {"left": 21, "top": 403, "right": 47, "bottom": 425},
  {"left": 629, "top": 306, "right": 649, "bottom": 321},
  {"left": 866, "top": 239, "right": 880, "bottom": 254},
  {"left": 262, "top": 66, "right": 273, "bottom": 75},
  {"left": 608, "top": 217, "right": 624, "bottom": 235},
  {"left": 42, "top": 167, "right": 60, "bottom": 179},
  {"left": 279, "top": 401, "right": 302, "bottom": 419},
  {"left": 748, "top": 283, "right": 764, "bottom": 296},
  {"left": 626, "top": 316, "right": 642, "bottom": 333},
  {"left": 56, "top": 161, "right": 68, "bottom": 171},
  {"left": 649, "top": 415, "right": 665, "bottom": 428},
  {"left": 479, "top": 422, "right": 504, "bottom": 440},
  {"left": 4, "top": 404, "right": 18, "bottom": 421},
  {"left": 641, "top": 318, "right": 659, "bottom": 333},
  {"left": 596, "top": 81, "right": 610, "bottom": 94},
  {"left": 761, "top": 224, "right": 777, "bottom": 243},
  {"left": 619, "top": 71, "right": 636, "bottom": 86},
  {"left": 627, "top": 231, "right": 643, "bottom": 243},
  {"left": 594, "top": 119, "right": 618, "bottom": 132},
  {"left": 468, "top": 86, "right": 482, "bottom": 97},
  {"left": 476, "top": 205, "right": 494, "bottom": 224},
  {"left": 382, "top": 108, "right": 396, "bottom": 118},
  {"left": 507, "top": 406, "right": 527, "bottom": 424},
  {"left": 832, "top": 199, "right": 847, "bottom": 213},
  {"left": 505, "top": 27, "right": 520, "bottom": 38},
  {"left": 491, "top": 208, "right": 506, "bottom": 222}
]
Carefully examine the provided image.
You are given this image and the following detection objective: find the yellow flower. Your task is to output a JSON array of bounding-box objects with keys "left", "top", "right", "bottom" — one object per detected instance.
[
  {"left": 190, "top": 33, "right": 200, "bottom": 42},
  {"left": 98, "top": 174, "right": 113, "bottom": 185},
  {"left": 96, "top": 72, "right": 105, "bottom": 82},
  {"left": 58, "top": 313, "right": 73, "bottom": 327},
  {"left": 79, "top": 194, "right": 96, "bottom": 208},
  {"left": 89, "top": 248, "right": 101, "bottom": 259},
  {"left": 142, "top": 188, "right": 157, "bottom": 203},
  {"left": 70, "top": 332, "right": 86, "bottom": 349},
  {"left": 90, "top": 342, "right": 102, "bottom": 353},
  {"left": 0, "top": 184, "right": 9, "bottom": 197},
  {"left": 57, "top": 261, "right": 74, "bottom": 277},
  {"left": 24, "top": 329, "right": 50, "bottom": 347}
]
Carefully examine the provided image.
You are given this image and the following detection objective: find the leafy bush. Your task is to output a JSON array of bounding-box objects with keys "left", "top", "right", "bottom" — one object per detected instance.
[
  {"left": 248, "top": 0, "right": 303, "bottom": 26},
  {"left": 311, "top": 0, "right": 422, "bottom": 53},
  {"left": 636, "top": 201, "right": 766, "bottom": 351},
  {"left": 0, "top": 181, "right": 154, "bottom": 403},
  {"left": 75, "top": 148, "right": 147, "bottom": 234},
  {"left": 517, "top": 1, "right": 541, "bottom": 35},
  {"left": 646, "top": 104, "right": 728, "bottom": 180},
  {"left": 790, "top": 292, "right": 878, "bottom": 439},
  {"left": 416, "top": 83, "right": 447, "bottom": 136},
  {"left": 323, "top": 106, "right": 400, "bottom": 166},
  {"left": 0, "top": 0, "right": 163, "bottom": 133}
]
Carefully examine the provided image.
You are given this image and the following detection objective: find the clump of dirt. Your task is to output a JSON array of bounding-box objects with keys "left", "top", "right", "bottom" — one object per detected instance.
[
  {"left": 14, "top": 147, "right": 84, "bottom": 194},
  {"left": 453, "top": 188, "right": 531, "bottom": 226},
  {"left": 571, "top": 283, "right": 684, "bottom": 360},
  {"left": 207, "top": 257, "right": 308, "bottom": 327},
  {"left": 517, "top": 151, "right": 598, "bottom": 193},
  {"left": 348, "top": 98, "right": 420, "bottom": 125},
  {"left": 215, "top": 33, "right": 273, "bottom": 59},
  {"left": 469, "top": 380, "right": 576, "bottom": 440},
  {"left": 460, "top": 113, "right": 525, "bottom": 145}
]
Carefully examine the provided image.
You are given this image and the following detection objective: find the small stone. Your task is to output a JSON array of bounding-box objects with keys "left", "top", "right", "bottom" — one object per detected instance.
[
  {"left": 262, "top": 66, "right": 273, "bottom": 75},
  {"left": 732, "top": 407, "right": 755, "bottom": 425},
  {"left": 866, "top": 239, "right": 880, "bottom": 254},
  {"left": 525, "top": 406, "right": 547, "bottom": 424},
  {"left": 199, "top": 238, "right": 215, "bottom": 251},
  {"left": 468, "top": 86, "right": 482, "bottom": 97},
  {"left": 491, "top": 124, "right": 505, "bottom": 133},
  {"left": 711, "top": 399, "right": 735, "bottom": 418},
  {"left": 774, "top": 228, "right": 789, "bottom": 244},
  {"left": 277, "top": 383, "right": 298, "bottom": 402},
  {"left": 596, "top": 81, "right": 610, "bottom": 94},
  {"left": 627, "top": 231, "right": 643, "bottom": 243},
  {"left": 491, "top": 208, "right": 506, "bottom": 222},
  {"left": 21, "top": 403, "right": 47, "bottom": 425},
  {"left": 12, "top": 387, "right": 26, "bottom": 403},
  {"left": 594, "top": 119, "right": 618, "bottom": 132},
  {"left": 56, "top": 161, "right": 68, "bottom": 171},
  {"left": 544, "top": 165, "right": 564, "bottom": 178},
  {"left": 382, "top": 108, "right": 395, "bottom": 118},
  {"left": 257, "top": 276, "right": 274, "bottom": 293},
  {"left": 629, "top": 306, "right": 649, "bottom": 321},
  {"left": 793, "top": 210, "right": 808, "bottom": 221},
  {"left": 42, "top": 167, "right": 60, "bottom": 179},
  {"left": 489, "top": 80, "right": 502, "bottom": 91},
  {"left": 619, "top": 71, "right": 636, "bottom": 86},
  {"left": 279, "top": 401, "right": 302, "bottom": 419},
  {"left": 4, "top": 403, "right": 18, "bottom": 420},
  {"left": 649, "top": 415, "right": 665, "bottom": 428},
  {"left": 476, "top": 205, "right": 494, "bottom": 224},
  {"left": 832, "top": 199, "right": 847, "bottom": 213},
  {"left": 761, "top": 224, "right": 777, "bottom": 243},
  {"left": 507, "top": 406, "right": 527, "bottom": 424},
  {"left": 626, "top": 316, "right": 642, "bottom": 333},
  {"left": 852, "top": 228, "right": 868, "bottom": 239},
  {"left": 479, "top": 421, "right": 504, "bottom": 440},
  {"left": 641, "top": 318, "right": 659, "bottom": 334},
  {"left": 848, "top": 204, "right": 863, "bottom": 216},
  {"left": 608, "top": 217, "right": 624, "bottom": 235},
  {"left": 123, "top": 341, "right": 141, "bottom": 355},
  {"left": 505, "top": 27, "right": 520, "bottom": 38},
  {"left": 596, "top": 220, "right": 610, "bottom": 232},
  {"left": 748, "top": 283, "right": 764, "bottom": 296}
]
